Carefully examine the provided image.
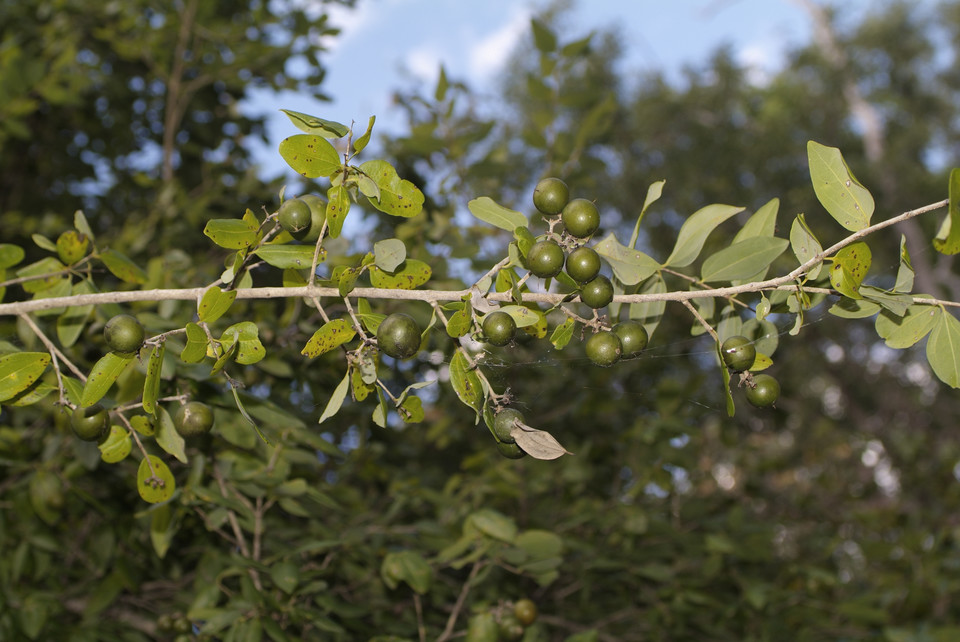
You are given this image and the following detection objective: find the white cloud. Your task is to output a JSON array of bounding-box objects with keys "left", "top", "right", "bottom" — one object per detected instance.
[
  {"left": 404, "top": 45, "right": 444, "bottom": 83},
  {"left": 737, "top": 39, "right": 784, "bottom": 86},
  {"left": 467, "top": 7, "right": 532, "bottom": 83}
]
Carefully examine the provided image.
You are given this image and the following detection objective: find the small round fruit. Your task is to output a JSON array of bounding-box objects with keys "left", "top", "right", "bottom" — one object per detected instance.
[
  {"left": 497, "top": 441, "right": 527, "bottom": 459},
  {"left": 174, "top": 401, "right": 215, "bottom": 438},
  {"left": 532, "top": 177, "right": 569, "bottom": 216},
  {"left": 482, "top": 311, "right": 517, "bottom": 347},
  {"left": 585, "top": 331, "right": 622, "bottom": 367},
  {"left": 561, "top": 198, "right": 600, "bottom": 238},
  {"left": 377, "top": 313, "right": 422, "bottom": 360},
  {"left": 71, "top": 404, "right": 109, "bottom": 442},
  {"left": 526, "top": 240, "right": 565, "bottom": 279},
  {"left": 299, "top": 194, "right": 328, "bottom": 242},
  {"left": 278, "top": 197, "right": 313, "bottom": 238},
  {"left": 745, "top": 374, "right": 780, "bottom": 408},
  {"left": 104, "top": 314, "right": 145, "bottom": 353},
  {"left": 493, "top": 408, "right": 524, "bottom": 443},
  {"left": 565, "top": 246, "right": 601, "bottom": 283},
  {"left": 721, "top": 335, "right": 757, "bottom": 372},
  {"left": 614, "top": 321, "right": 648, "bottom": 358},
  {"left": 513, "top": 599, "right": 538, "bottom": 627},
  {"left": 580, "top": 275, "right": 614, "bottom": 309}
]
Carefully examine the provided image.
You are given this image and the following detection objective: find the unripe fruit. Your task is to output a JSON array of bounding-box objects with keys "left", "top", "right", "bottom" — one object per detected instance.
[
  {"left": 104, "top": 314, "right": 145, "bottom": 353},
  {"left": 721, "top": 335, "right": 756, "bottom": 372},
  {"left": 561, "top": 198, "right": 600, "bottom": 238},
  {"left": 746, "top": 374, "right": 780, "bottom": 408},
  {"left": 174, "top": 401, "right": 215, "bottom": 437},
  {"left": 614, "top": 321, "right": 648, "bottom": 358},
  {"left": 377, "top": 313, "right": 422, "bottom": 360},
  {"left": 526, "top": 240, "right": 565, "bottom": 279},
  {"left": 493, "top": 408, "right": 524, "bottom": 443},
  {"left": 532, "top": 177, "right": 569, "bottom": 216},
  {"left": 585, "top": 331, "right": 622, "bottom": 367},
  {"left": 71, "top": 404, "right": 110, "bottom": 442},
  {"left": 513, "top": 599, "right": 538, "bottom": 626},
  {"left": 482, "top": 311, "right": 516, "bottom": 347},
  {"left": 498, "top": 615, "right": 525, "bottom": 640},
  {"left": 580, "top": 275, "right": 614, "bottom": 309},
  {"left": 497, "top": 441, "right": 527, "bottom": 459},
  {"left": 278, "top": 198, "right": 313, "bottom": 239},
  {"left": 565, "top": 246, "right": 601, "bottom": 283},
  {"left": 299, "top": 194, "right": 328, "bottom": 242}
]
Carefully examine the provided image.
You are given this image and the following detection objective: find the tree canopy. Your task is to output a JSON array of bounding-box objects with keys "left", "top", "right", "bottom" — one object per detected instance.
[{"left": 2, "top": 2, "right": 960, "bottom": 641}]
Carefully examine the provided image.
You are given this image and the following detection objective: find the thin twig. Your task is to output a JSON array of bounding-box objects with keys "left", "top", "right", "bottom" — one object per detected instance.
[
  {"left": 437, "top": 561, "right": 484, "bottom": 642},
  {"left": 682, "top": 299, "right": 720, "bottom": 343}
]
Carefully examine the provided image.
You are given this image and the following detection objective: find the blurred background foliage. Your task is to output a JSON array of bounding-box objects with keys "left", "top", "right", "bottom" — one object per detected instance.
[{"left": 2, "top": 0, "right": 960, "bottom": 640}]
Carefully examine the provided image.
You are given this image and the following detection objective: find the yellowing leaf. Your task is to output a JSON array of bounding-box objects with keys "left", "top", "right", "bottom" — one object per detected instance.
[
  {"left": 80, "top": 352, "right": 135, "bottom": 407},
  {"left": 301, "top": 318, "right": 357, "bottom": 358},
  {"left": 0, "top": 352, "right": 51, "bottom": 402},
  {"left": 137, "top": 455, "right": 175, "bottom": 504}
]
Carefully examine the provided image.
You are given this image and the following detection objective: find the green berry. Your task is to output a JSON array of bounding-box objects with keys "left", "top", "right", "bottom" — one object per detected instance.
[
  {"left": 532, "top": 177, "right": 569, "bottom": 216},
  {"left": 745, "top": 374, "right": 780, "bottom": 408},
  {"left": 580, "top": 275, "right": 614, "bottom": 309},
  {"left": 526, "top": 240, "right": 565, "bottom": 279},
  {"left": 614, "top": 321, "right": 648, "bottom": 357},
  {"left": 104, "top": 314, "right": 145, "bottom": 353},
  {"left": 493, "top": 408, "right": 524, "bottom": 443},
  {"left": 565, "top": 246, "right": 601, "bottom": 283},
  {"left": 71, "top": 404, "right": 110, "bottom": 442},
  {"left": 174, "top": 401, "right": 215, "bottom": 437},
  {"left": 561, "top": 198, "right": 600, "bottom": 238},
  {"left": 721, "top": 335, "right": 757, "bottom": 372},
  {"left": 497, "top": 441, "right": 527, "bottom": 459},
  {"left": 482, "top": 311, "right": 517, "bottom": 347},
  {"left": 377, "top": 313, "right": 421, "bottom": 360},
  {"left": 278, "top": 198, "right": 313, "bottom": 239},
  {"left": 585, "top": 331, "right": 622, "bottom": 367}
]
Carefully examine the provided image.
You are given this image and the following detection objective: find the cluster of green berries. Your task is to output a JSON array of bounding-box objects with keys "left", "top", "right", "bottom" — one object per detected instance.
[
  {"left": 530, "top": 177, "right": 649, "bottom": 368},
  {"left": 720, "top": 335, "right": 780, "bottom": 408},
  {"left": 69, "top": 314, "right": 214, "bottom": 443},
  {"left": 277, "top": 194, "right": 327, "bottom": 241}
]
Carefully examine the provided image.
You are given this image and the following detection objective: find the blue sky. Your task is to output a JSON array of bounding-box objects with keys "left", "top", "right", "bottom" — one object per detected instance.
[{"left": 253, "top": 0, "right": 933, "bottom": 176}]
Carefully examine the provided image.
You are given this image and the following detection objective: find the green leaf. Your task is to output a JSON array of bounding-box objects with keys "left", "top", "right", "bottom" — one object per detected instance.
[
  {"left": 450, "top": 348, "right": 483, "bottom": 420},
  {"left": 80, "top": 352, "right": 135, "bottom": 407},
  {"left": 98, "top": 425, "right": 131, "bottom": 464},
  {"left": 381, "top": 550, "right": 433, "bottom": 594},
  {"left": 137, "top": 455, "right": 175, "bottom": 504},
  {"left": 373, "top": 238, "right": 406, "bottom": 272},
  {"left": 446, "top": 301, "right": 473, "bottom": 338},
  {"left": 735, "top": 198, "right": 779, "bottom": 242},
  {"left": 594, "top": 233, "right": 660, "bottom": 286},
  {"left": 279, "top": 109, "right": 350, "bottom": 138},
  {"left": 220, "top": 321, "right": 265, "bottom": 365},
  {"left": 270, "top": 560, "right": 300, "bottom": 594},
  {"left": 32, "top": 233, "right": 57, "bottom": 252},
  {"left": 302, "top": 318, "right": 357, "bottom": 358},
  {"left": 372, "top": 387, "right": 389, "bottom": 428},
  {"left": 663, "top": 204, "right": 744, "bottom": 268},
  {"left": 875, "top": 304, "right": 938, "bottom": 349},
  {"left": 860, "top": 286, "right": 912, "bottom": 316},
  {"left": 718, "top": 342, "right": 735, "bottom": 417},
  {"left": 353, "top": 115, "right": 376, "bottom": 153},
  {"left": 790, "top": 213, "right": 824, "bottom": 280},
  {"left": 530, "top": 18, "right": 557, "bottom": 52},
  {"left": 894, "top": 235, "right": 915, "bottom": 293},
  {"left": 466, "top": 508, "right": 517, "bottom": 542},
  {"left": 203, "top": 218, "right": 259, "bottom": 250},
  {"left": 56, "top": 279, "right": 95, "bottom": 348},
  {"left": 6, "top": 380, "right": 55, "bottom": 407},
  {"left": 701, "top": 237, "right": 788, "bottom": 283},
  {"left": 398, "top": 395, "right": 425, "bottom": 424},
  {"left": 150, "top": 504, "right": 174, "bottom": 559},
  {"left": 0, "top": 243, "right": 26, "bottom": 269},
  {"left": 829, "top": 298, "right": 881, "bottom": 319},
  {"left": 933, "top": 168, "right": 960, "bottom": 254},
  {"left": 198, "top": 287, "right": 237, "bottom": 323},
  {"left": 807, "top": 140, "right": 874, "bottom": 231},
  {"left": 926, "top": 309, "right": 960, "bottom": 388},
  {"left": 829, "top": 242, "right": 872, "bottom": 299},
  {"left": 494, "top": 304, "right": 542, "bottom": 329},
  {"left": 142, "top": 342, "right": 165, "bottom": 416},
  {"left": 17, "top": 257, "right": 66, "bottom": 293},
  {"left": 368, "top": 259, "right": 432, "bottom": 290},
  {"left": 253, "top": 245, "right": 318, "bottom": 270},
  {"left": 465, "top": 613, "right": 498, "bottom": 642},
  {"left": 550, "top": 317, "right": 576, "bottom": 350},
  {"left": 467, "top": 196, "right": 528, "bottom": 231},
  {"left": 359, "top": 159, "right": 424, "bottom": 217},
  {"left": 74, "top": 210, "right": 95, "bottom": 243},
  {"left": 18, "top": 594, "right": 48, "bottom": 640},
  {"left": 155, "top": 406, "right": 187, "bottom": 464},
  {"left": 326, "top": 184, "right": 351, "bottom": 238},
  {"left": 628, "top": 180, "right": 666, "bottom": 248},
  {"left": 318, "top": 371, "right": 350, "bottom": 424},
  {"left": 279, "top": 134, "right": 342, "bottom": 178},
  {"left": 180, "top": 322, "right": 208, "bottom": 363},
  {"left": 0, "top": 352, "right": 51, "bottom": 402},
  {"left": 99, "top": 248, "right": 147, "bottom": 284}
]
